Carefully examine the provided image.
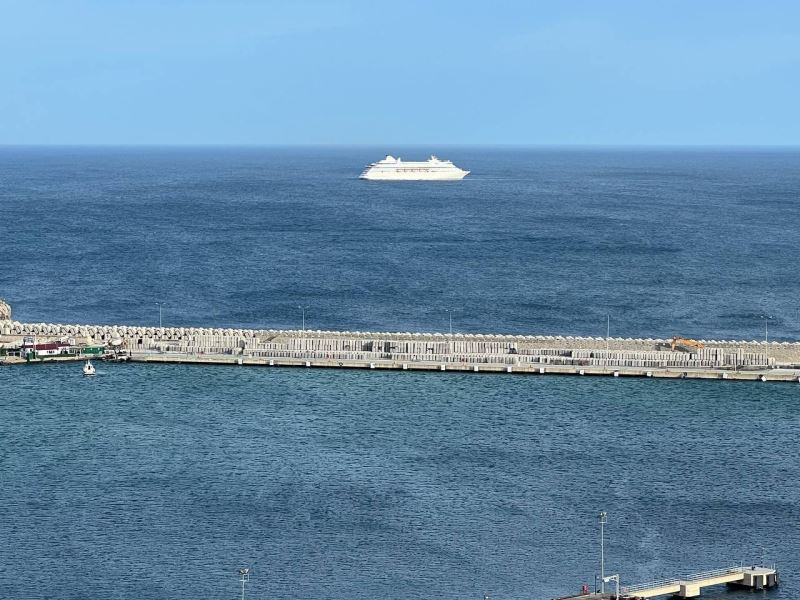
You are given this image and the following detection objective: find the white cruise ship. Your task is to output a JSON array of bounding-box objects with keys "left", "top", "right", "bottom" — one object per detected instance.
[{"left": 359, "top": 155, "right": 469, "bottom": 180}]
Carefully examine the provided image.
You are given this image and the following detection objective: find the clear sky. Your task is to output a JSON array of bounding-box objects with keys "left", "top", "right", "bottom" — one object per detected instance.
[{"left": 2, "top": 0, "right": 799, "bottom": 145}]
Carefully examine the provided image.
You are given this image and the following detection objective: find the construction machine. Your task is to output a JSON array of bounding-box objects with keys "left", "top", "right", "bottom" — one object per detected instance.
[{"left": 671, "top": 336, "right": 705, "bottom": 352}]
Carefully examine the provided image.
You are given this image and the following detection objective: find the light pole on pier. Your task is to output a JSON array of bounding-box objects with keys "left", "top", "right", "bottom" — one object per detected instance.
[
  {"left": 238, "top": 568, "right": 250, "bottom": 600},
  {"left": 298, "top": 305, "right": 309, "bottom": 333},
  {"left": 445, "top": 308, "right": 453, "bottom": 335},
  {"left": 760, "top": 315, "right": 773, "bottom": 364},
  {"left": 599, "top": 511, "right": 608, "bottom": 593},
  {"left": 155, "top": 302, "right": 164, "bottom": 328}
]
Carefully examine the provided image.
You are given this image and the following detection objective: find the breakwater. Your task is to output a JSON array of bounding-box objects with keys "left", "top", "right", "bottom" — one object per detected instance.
[{"left": 3, "top": 318, "right": 800, "bottom": 382}]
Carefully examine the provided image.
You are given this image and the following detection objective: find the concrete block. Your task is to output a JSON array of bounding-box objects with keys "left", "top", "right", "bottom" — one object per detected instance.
[{"left": 679, "top": 583, "right": 700, "bottom": 597}]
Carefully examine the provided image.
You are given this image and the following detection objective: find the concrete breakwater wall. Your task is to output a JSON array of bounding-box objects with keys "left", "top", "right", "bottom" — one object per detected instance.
[{"left": 2, "top": 319, "right": 799, "bottom": 367}]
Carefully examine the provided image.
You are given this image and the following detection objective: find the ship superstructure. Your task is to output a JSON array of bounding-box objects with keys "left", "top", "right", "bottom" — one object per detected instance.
[{"left": 359, "top": 155, "right": 469, "bottom": 180}]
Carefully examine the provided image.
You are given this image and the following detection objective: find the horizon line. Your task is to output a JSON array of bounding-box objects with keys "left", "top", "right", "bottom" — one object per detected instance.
[{"left": 2, "top": 143, "right": 800, "bottom": 149}]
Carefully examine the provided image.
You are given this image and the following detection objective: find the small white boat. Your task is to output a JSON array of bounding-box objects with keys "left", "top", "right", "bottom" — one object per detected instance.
[{"left": 82, "top": 359, "right": 96, "bottom": 376}]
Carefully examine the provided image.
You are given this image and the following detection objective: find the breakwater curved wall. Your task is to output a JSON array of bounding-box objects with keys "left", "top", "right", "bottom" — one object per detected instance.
[{"left": 3, "top": 319, "right": 799, "bottom": 366}]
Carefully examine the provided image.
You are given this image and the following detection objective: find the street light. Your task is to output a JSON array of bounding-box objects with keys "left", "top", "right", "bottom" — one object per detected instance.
[
  {"left": 760, "top": 315, "right": 773, "bottom": 365},
  {"left": 606, "top": 315, "right": 610, "bottom": 366},
  {"left": 298, "top": 305, "right": 309, "bottom": 332},
  {"left": 238, "top": 568, "right": 250, "bottom": 600},
  {"left": 445, "top": 308, "right": 453, "bottom": 335},
  {"left": 155, "top": 302, "right": 164, "bottom": 328},
  {"left": 599, "top": 511, "right": 608, "bottom": 593}
]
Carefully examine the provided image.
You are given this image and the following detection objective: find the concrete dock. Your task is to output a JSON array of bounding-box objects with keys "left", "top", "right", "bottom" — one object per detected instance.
[
  {"left": 557, "top": 565, "right": 778, "bottom": 599},
  {"left": 623, "top": 565, "right": 778, "bottom": 598},
  {"left": 3, "top": 314, "right": 800, "bottom": 382}
]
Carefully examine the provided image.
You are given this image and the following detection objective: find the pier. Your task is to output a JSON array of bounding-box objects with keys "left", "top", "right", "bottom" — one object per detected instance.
[
  {"left": 622, "top": 565, "right": 778, "bottom": 598},
  {"left": 3, "top": 311, "right": 800, "bottom": 382},
  {"left": 558, "top": 565, "right": 778, "bottom": 600}
]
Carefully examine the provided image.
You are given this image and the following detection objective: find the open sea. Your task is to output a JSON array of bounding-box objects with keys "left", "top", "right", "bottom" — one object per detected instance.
[{"left": 1, "top": 147, "right": 799, "bottom": 599}]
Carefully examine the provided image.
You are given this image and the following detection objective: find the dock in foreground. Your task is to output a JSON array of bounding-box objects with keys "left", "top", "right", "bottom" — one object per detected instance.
[{"left": 557, "top": 564, "right": 778, "bottom": 599}]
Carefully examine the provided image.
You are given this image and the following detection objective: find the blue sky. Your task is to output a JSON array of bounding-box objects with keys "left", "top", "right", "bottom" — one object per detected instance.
[{"left": 2, "top": 0, "right": 799, "bottom": 144}]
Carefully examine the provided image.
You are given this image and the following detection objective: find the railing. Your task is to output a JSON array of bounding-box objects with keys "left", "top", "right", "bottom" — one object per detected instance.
[{"left": 623, "top": 566, "right": 744, "bottom": 593}]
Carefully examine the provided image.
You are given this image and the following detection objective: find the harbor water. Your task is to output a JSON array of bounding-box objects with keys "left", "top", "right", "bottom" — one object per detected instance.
[
  {"left": 1, "top": 146, "right": 800, "bottom": 339},
  {"left": 1, "top": 147, "right": 799, "bottom": 599},
  {"left": 1, "top": 363, "right": 798, "bottom": 599}
]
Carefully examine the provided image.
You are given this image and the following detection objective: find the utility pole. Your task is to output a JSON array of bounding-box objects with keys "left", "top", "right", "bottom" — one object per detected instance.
[
  {"left": 761, "top": 315, "right": 773, "bottom": 365},
  {"left": 599, "top": 511, "right": 608, "bottom": 593},
  {"left": 298, "top": 305, "right": 309, "bottom": 355},
  {"left": 298, "top": 305, "right": 309, "bottom": 332},
  {"left": 238, "top": 568, "right": 250, "bottom": 600}
]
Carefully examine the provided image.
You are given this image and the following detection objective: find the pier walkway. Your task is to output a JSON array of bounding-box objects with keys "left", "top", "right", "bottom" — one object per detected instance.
[
  {"left": 119, "top": 350, "right": 800, "bottom": 382},
  {"left": 3, "top": 314, "right": 800, "bottom": 382},
  {"left": 621, "top": 565, "right": 778, "bottom": 598},
  {"left": 557, "top": 565, "right": 778, "bottom": 600}
]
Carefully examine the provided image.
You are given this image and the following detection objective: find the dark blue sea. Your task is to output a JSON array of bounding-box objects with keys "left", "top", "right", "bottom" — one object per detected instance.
[{"left": 1, "top": 147, "right": 799, "bottom": 599}]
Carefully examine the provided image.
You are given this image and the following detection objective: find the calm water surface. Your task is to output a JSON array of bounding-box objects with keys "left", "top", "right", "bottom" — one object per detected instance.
[
  {"left": 1, "top": 364, "right": 798, "bottom": 599},
  {"left": 1, "top": 146, "right": 799, "bottom": 339},
  {"left": 1, "top": 148, "right": 798, "bottom": 599}
]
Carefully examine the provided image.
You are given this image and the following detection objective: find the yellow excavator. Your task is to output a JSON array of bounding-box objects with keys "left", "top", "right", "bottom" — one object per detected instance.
[{"left": 671, "top": 336, "right": 705, "bottom": 352}]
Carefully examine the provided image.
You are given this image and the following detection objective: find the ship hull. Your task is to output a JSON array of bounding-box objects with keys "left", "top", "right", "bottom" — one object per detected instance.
[{"left": 359, "top": 169, "right": 469, "bottom": 181}]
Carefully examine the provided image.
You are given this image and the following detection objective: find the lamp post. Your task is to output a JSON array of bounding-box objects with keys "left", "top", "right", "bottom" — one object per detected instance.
[
  {"left": 760, "top": 315, "right": 773, "bottom": 365},
  {"left": 298, "top": 305, "right": 309, "bottom": 356},
  {"left": 298, "top": 305, "right": 309, "bottom": 332},
  {"left": 155, "top": 302, "right": 164, "bottom": 328},
  {"left": 599, "top": 511, "right": 608, "bottom": 592},
  {"left": 606, "top": 315, "right": 610, "bottom": 367},
  {"left": 445, "top": 308, "right": 453, "bottom": 335},
  {"left": 238, "top": 568, "right": 250, "bottom": 600}
]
